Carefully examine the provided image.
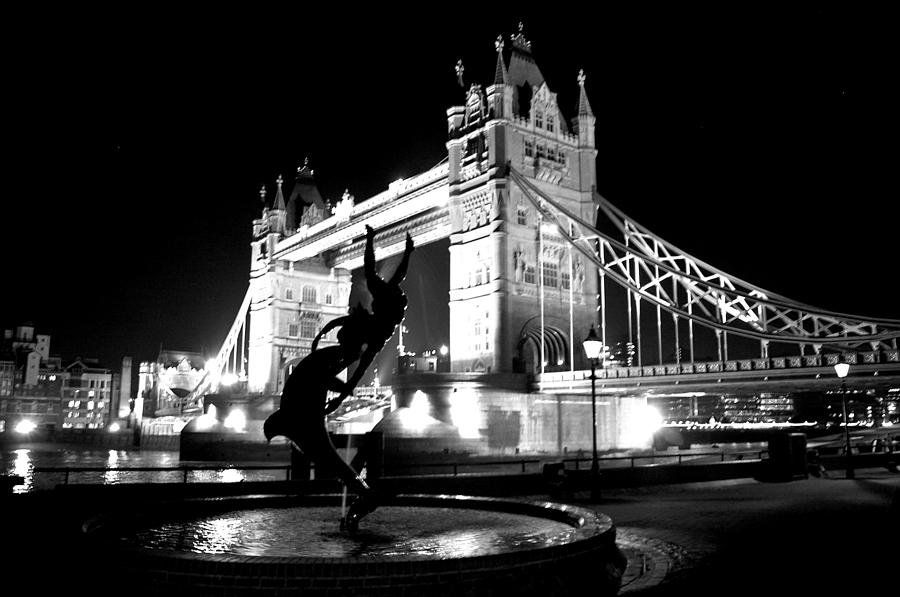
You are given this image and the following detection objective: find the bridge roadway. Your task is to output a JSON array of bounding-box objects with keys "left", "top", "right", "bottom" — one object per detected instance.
[
  {"left": 534, "top": 347, "right": 900, "bottom": 396},
  {"left": 272, "top": 163, "right": 451, "bottom": 269}
]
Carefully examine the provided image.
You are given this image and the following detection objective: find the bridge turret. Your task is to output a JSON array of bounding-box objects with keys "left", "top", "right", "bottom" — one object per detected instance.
[
  {"left": 445, "top": 25, "right": 598, "bottom": 375},
  {"left": 267, "top": 174, "right": 287, "bottom": 236},
  {"left": 485, "top": 36, "right": 514, "bottom": 120},
  {"left": 574, "top": 70, "right": 598, "bottom": 193},
  {"left": 247, "top": 168, "right": 353, "bottom": 395}
]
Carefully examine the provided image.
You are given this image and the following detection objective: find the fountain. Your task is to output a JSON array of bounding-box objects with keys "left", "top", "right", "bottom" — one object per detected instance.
[
  {"left": 83, "top": 493, "right": 624, "bottom": 595},
  {"left": 80, "top": 226, "right": 626, "bottom": 594}
]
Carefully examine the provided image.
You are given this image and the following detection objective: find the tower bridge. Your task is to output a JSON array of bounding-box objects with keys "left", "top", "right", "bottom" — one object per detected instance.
[{"left": 182, "top": 27, "right": 900, "bottom": 453}]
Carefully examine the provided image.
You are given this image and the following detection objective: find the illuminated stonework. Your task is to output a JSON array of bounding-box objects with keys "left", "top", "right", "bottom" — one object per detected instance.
[
  {"left": 239, "top": 32, "right": 601, "bottom": 392},
  {"left": 446, "top": 31, "right": 598, "bottom": 375},
  {"left": 247, "top": 167, "right": 352, "bottom": 394}
]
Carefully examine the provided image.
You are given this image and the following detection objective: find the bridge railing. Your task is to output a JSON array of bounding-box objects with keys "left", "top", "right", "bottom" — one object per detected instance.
[
  {"left": 31, "top": 450, "right": 764, "bottom": 487},
  {"left": 537, "top": 347, "right": 900, "bottom": 384}
]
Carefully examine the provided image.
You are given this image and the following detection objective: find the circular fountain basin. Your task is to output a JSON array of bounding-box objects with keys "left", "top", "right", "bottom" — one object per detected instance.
[{"left": 85, "top": 493, "right": 626, "bottom": 596}]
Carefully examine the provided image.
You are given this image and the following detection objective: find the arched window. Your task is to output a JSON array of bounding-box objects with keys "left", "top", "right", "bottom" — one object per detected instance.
[{"left": 301, "top": 286, "right": 317, "bottom": 303}]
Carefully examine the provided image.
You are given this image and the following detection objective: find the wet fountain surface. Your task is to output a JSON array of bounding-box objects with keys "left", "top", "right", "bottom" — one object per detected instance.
[
  {"left": 82, "top": 493, "right": 626, "bottom": 596},
  {"left": 125, "top": 505, "right": 577, "bottom": 558}
]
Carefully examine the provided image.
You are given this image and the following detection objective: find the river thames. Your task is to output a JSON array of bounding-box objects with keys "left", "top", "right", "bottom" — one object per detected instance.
[{"left": 1, "top": 443, "right": 288, "bottom": 493}]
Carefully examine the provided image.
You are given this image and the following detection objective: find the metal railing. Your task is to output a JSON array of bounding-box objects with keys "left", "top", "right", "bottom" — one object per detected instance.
[
  {"left": 32, "top": 464, "right": 292, "bottom": 485},
  {"left": 385, "top": 459, "right": 542, "bottom": 477},
  {"left": 31, "top": 449, "right": 769, "bottom": 487},
  {"left": 561, "top": 450, "right": 765, "bottom": 470}
]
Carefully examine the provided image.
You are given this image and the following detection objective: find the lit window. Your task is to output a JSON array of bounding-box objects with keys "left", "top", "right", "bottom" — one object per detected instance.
[
  {"left": 68, "top": 400, "right": 75, "bottom": 408},
  {"left": 524, "top": 265, "right": 536, "bottom": 284},
  {"left": 87, "top": 401, "right": 94, "bottom": 410},
  {"left": 542, "top": 261, "right": 558, "bottom": 288},
  {"left": 88, "top": 390, "right": 95, "bottom": 398},
  {"left": 300, "top": 314, "right": 318, "bottom": 339}
]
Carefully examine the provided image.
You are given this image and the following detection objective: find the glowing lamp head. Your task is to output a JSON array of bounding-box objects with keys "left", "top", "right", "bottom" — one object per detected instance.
[
  {"left": 439, "top": 345, "right": 448, "bottom": 356},
  {"left": 582, "top": 325, "right": 603, "bottom": 361},
  {"left": 15, "top": 420, "right": 37, "bottom": 434},
  {"left": 221, "top": 372, "right": 239, "bottom": 386},
  {"left": 834, "top": 363, "right": 850, "bottom": 379}
]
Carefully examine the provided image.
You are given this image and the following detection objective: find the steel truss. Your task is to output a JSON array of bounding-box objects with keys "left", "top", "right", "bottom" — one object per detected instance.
[{"left": 508, "top": 167, "right": 900, "bottom": 355}]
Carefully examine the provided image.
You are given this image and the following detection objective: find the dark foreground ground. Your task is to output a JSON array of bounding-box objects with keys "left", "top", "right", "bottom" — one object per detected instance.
[
  {"left": 574, "top": 468, "right": 899, "bottom": 596},
  {"left": 4, "top": 466, "right": 897, "bottom": 596}
]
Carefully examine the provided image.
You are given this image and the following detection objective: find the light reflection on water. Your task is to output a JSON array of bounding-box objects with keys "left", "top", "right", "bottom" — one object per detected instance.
[
  {"left": 0, "top": 446, "right": 284, "bottom": 492},
  {"left": 126, "top": 506, "right": 576, "bottom": 559},
  {"left": 12, "top": 449, "right": 33, "bottom": 493}
]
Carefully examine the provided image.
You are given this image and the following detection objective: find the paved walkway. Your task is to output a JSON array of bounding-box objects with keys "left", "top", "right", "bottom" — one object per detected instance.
[{"left": 566, "top": 469, "right": 899, "bottom": 595}]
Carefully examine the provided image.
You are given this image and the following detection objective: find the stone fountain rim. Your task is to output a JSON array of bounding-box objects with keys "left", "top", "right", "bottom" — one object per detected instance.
[{"left": 84, "top": 492, "right": 616, "bottom": 565}]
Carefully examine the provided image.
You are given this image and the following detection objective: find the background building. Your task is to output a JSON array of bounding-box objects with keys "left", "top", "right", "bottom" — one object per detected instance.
[{"left": 1, "top": 323, "right": 133, "bottom": 435}]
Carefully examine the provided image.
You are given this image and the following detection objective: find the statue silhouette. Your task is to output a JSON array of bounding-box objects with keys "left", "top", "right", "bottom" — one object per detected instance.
[
  {"left": 337, "top": 225, "right": 414, "bottom": 403},
  {"left": 263, "top": 225, "right": 414, "bottom": 532}
]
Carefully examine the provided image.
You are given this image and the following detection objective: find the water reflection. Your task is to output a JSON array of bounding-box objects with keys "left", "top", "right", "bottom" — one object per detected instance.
[
  {"left": 128, "top": 506, "right": 577, "bottom": 559},
  {"left": 193, "top": 517, "right": 242, "bottom": 554},
  {"left": 1, "top": 447, "right": 289, "bottom": 492},
  {"left": 13, "top": 449, "right": 33, "bottom": 493},
  {"left": 104, "top": 450, "right": 120, "bottom": 484}
]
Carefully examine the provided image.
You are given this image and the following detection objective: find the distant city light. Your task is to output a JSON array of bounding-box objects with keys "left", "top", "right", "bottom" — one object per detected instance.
[
  {"left": 221, "top": 372, "right": 239, "bottom": 386},
  {"left": 219, "top": 468, "right": 244, "bottom": 483},
  {"left": 621, "top": 405, "right": 663, "bottom": 448},
  {"left": 224, "top": 408, "right": 246, "bottom": 432},
  {"left": 450, "top": 389, "right": 481, "bottom": 438},
  {"left": 440, "top": 345, "right": 448, "bottom": 356},
  {"left": 195, "top": 412, "right": 218, "bottom": 431},
  {"left": 15, "top": 420, "right": 37, "bottom": 435},
  {"left": 108, "top": 422, "right": 121, "bottom": 433}
]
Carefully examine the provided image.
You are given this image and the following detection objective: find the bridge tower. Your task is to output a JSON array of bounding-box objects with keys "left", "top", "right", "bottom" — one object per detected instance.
[
  {"left": 247, "top": 165, "right": 352, "bottom": 394},
  {"left": 446, "top": 27, "right": 598, "bottom": 375}
]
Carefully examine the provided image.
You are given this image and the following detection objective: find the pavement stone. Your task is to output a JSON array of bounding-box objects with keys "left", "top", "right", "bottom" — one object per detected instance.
[{"left": 568, "top": 469, "right": 900, "bottom": 595}]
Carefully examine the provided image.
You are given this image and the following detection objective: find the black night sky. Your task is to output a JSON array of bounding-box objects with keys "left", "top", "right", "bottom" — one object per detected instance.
[{"left": 3, "top": 6, "right": 898, "bottom": 376}]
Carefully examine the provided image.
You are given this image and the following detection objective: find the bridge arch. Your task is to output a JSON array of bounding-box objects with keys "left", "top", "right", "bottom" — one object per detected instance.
[{"left": 515, "top": 318, "right": 570, "bottom": 375}]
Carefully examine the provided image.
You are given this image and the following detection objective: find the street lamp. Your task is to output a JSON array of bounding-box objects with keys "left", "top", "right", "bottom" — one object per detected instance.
[
  {"left": 582, "top": 325, "right": 603, "bottom": 476},
  {"left": 833, "top": 362, "right": 854, "bottom": 480}
]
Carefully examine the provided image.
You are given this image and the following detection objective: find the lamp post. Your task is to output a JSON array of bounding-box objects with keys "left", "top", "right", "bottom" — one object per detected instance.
[
  {"left": 582, "top": 325, "right": 603, "bottom": 476},
  {"left": 833, "top": 362, "right": 854, "bottom": 480}
]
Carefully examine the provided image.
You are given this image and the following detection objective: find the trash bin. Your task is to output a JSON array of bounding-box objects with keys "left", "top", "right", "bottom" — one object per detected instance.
[{"left": 767, "top": 432, "right": 808, "bottom": 481}]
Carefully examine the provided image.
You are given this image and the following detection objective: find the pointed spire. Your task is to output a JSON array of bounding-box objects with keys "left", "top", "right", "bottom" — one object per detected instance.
[
  {"left": 493, "top": 35, "right": 508, "bottom": 85},
  {"left": 273, "top": 174, "right": 286, "bottom": 211},
  {"left": 577, "top": 69, "right": 594, "bottom": 117},
  {"left": 455, "top": 59, "right": 465, "bottom": 88}
]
